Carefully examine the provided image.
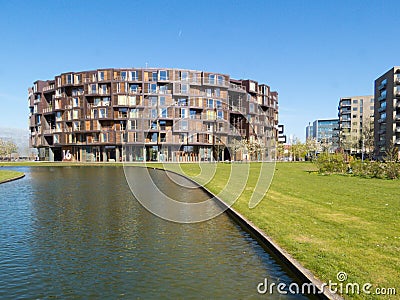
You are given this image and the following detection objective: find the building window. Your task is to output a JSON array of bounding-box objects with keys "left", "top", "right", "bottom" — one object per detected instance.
[
  {"left": 189, "top": 109, "right": 197, "bottom": 119},
  {"left": 216, "top": 100, "right": 222, "bottom": 109},
  {"left": 160, "top": 108, "right": 168, "bottom": 118},
  {"left": 130, "top": 71, "right": 138, "bottom": 81},
  {"left": 178, "top": 98, "right": 187, "bottom": 106},
  {"left": 90, "top": 84, "right": 97, "bottom": 94},
  {"left": 206, "top": 88, "right": 212, "bottom": 97},
  {"left": 159, "top": 85, "right": 167, "bottom": 94},
  {"left": 130, "top": 120, "right": 137, "bottom": 130},
  {"left": 207, "top": 99, "right": 214, "bottom": 108},
  {"left": 151, "top": 109, "right": 158, "bottom": 119},
  {"left": 159, "top": 96, "right": 166, "bottom": 106},
  {"left": 152, "top": 72, "right": 158, "bottom": 82},
  {"left": 159, "top": 70, "right": 168, "bottom": 81},
  {"left": 353, "top": 99, "right": 358, "bottom": 104},
  {"left": 149, "top": 83, "right": 157, "bottom": 94},
  {"left": 130, "top": 109, "right": 139, "bottom": 118},
  {"left": 121, "top": 71, "right": 127, "bottom": 81},
  {"left": 180, "top": 71, "right": 188, "bottom": 81},
  {"left": 67, "top": 74, "right": 73, "bottom": 84},
  {"left": 149, "top": 96, "right": 157, "bottom": 106},
  {"left": 99, "top": 108, "right": 107, "bottom": 118},
  {"left": 130, "top": 132, "right": 137, "bottom": 142},
  {"left": 180, "top": 108, "right": 187, "bottom": 118},
  {"left": 98, "top": 71, "right": 105, "bottom": 81},
  {"left": 209, "top": 74, "right": 215, "bottom": 84},
  {"left": 352, "top": 107, "right": 358, "bottom": 111},
  {"left": 181, "top": 84, "right": 188, "bottom": 94},
  {"left": 217, "top": 110, "right": 224, "bottom": 120},
  {"left": 72, "top": 98, "right": 79, "bottom": 107},
  {"left": 217, "top": 75, "right": 224, "bottom": 86},
  {"left": 73, "top": 110, "right": 79, "bottom": 119},
  {"left": 73, "top": 121, "right": 80, "bottom": 131},
  {"left": 180, "top": 120, "right": 188, "bottom": 131},
  {"left": 215, "top": 88, "right": 220, "bottom": 97},
  {"left": 130, "top": 84, "right": 139, "bottom": 93},
  {"left": 206, "top": 110, "right": 216, "bottom": 120},
  {"left": 100, "top": 85, "right": 107, "bottom": 94},
  {"left": 249, "top": 103, "right": 255, "bottom": 113}
]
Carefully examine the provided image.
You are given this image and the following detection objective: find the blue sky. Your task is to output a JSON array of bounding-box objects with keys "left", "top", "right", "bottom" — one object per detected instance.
[{"left": 0, "top": 0, "right": 399, "bottom": 141}]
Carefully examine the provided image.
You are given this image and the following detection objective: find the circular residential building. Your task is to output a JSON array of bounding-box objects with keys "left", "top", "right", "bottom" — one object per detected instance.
[{"left": 29, "top": 68, "right": 278, "bottom": 162}]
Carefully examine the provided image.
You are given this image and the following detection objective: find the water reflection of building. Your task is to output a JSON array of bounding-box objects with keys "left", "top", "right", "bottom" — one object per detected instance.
[{"left": 29, "top": 68, "right": 279, "bottom": 162}]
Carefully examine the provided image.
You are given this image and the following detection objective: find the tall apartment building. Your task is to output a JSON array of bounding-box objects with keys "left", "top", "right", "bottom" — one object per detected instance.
[
  {"left": 28, "top": 68, "right": 279, "bottom": 162},
  {"left": 310, "top": 118, "right": 339, "bottom": 153},
  {"left": 338, "top": 95, "right": 374, "bottom": 154},
  {"left": 374, "top": 67, "right": 400, "bottom": 159}
]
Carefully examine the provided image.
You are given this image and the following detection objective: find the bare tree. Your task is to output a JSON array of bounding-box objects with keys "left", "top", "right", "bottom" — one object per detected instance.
[
  {"left": 361, "top": 121, "right": 374, "bottom": 159},
  {"left": 0, "top": 139, "right": 18, "bottom": 160}
]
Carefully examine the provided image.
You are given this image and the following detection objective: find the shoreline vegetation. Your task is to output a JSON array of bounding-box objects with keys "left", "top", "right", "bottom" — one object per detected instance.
[
  {"left": 0, "top": 169, "right": 25, "bottom": 184},
  {"left": 1, "top": 161, "right": 398, "bottom": 299}
]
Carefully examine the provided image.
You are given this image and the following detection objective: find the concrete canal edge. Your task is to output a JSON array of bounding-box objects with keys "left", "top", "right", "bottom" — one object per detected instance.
[
  {"left": 0, "top": 173, "right": 25, "bottom": 185},
  {"left": 152, "top": 167, "right": 343, "bottom": 300}
]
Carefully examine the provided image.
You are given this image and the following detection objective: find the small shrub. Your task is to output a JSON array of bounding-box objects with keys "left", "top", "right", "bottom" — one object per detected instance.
[
  {"left": 315, "top": 153, "right": 346, "bottom": 174},
  {"left": 385, "top": 161, "right": 400, "bottom": 179}
]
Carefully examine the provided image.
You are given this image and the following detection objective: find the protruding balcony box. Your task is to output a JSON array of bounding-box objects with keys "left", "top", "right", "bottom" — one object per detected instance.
[{"left": 378, "top": 82, "right": 387, "bottom": 90}]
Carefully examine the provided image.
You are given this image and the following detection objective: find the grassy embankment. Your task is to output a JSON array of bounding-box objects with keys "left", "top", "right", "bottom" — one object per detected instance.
[
  {"left": 165, "top": 162, "right": 399, "bottom": 299},
  {"left": 0, "top": 169, "right": 24, "bottom": 183}
]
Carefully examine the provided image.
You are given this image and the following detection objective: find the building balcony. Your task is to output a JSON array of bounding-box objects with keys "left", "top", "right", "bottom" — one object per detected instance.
[
  {"left": 395, "top": 77, "right": 400, "bottom": 85},
  {"left": 378, "top": 94, "right": 387, "bottom": 101},
  {"left": 202, "top": 77, "right": 229, "bottom": 88},
  {"left": 43, "top": 107, "right": 54, "bottom": 114},
  {"left": 377, "top": 140, "right": 386, "bottom": 146},
  {"left": 228, "top": 83, "right": 246, "bottom": 93},
  {"left": 339, "top": 101, "right": 351, "bottom": 107},
  {"left": 378, "top": 106, "right": 386, "bottom": 113},
  {"left": 378, "top": 129, "right": 386, "bottom": 134},
  {"left": 230, "top": 106, "right": 247, "bottom": 115},
  {"left": 43, "top": 129, "right": 55, "bottom": 135},
  {"left": 43, "top": 85, "right": 55, "bottom": 92},
  {"left": 378, "top": 82, "right": 387, "bottom": 90},
  {"left": 395, "top": 90, "right": 400, "bottom": 97},
  {"left": 378, "top": 118, "right": 387, "bottom": 123}
]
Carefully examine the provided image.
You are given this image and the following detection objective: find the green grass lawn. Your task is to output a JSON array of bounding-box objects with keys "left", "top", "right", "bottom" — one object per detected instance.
[
  {"left": 162, "top": 162, "right": 399, "bottom": 299},
  {"left": 0, "top": 169, "right": 24, "bottom": 183}
]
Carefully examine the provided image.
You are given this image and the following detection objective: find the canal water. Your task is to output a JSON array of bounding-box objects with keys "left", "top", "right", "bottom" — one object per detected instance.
[{"left": 0, "top": 167, "right": 308, "bottom": 299}]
